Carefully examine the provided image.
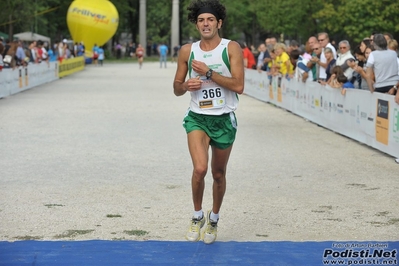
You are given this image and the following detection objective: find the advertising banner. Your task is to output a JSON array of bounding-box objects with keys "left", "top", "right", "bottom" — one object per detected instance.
[
  {"left": 245, "top": 69, "right": 399, "bottom": 158},
  {"left": 58, "top": 57, "right": 85, "bottom": 78}
]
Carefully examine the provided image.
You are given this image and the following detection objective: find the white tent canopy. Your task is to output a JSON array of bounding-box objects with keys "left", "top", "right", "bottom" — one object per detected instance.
[{"left": 14, "top": 32, "right": 51, "bottom": 43}]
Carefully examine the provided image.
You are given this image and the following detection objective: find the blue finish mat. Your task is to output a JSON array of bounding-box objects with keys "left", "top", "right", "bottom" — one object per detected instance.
[{"left": 1, "top": 240, "right": 398, "bottom": 265}]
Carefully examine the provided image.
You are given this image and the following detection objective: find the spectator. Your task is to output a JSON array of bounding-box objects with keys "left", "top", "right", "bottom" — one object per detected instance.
[
  {"left": 130, "top": 43, "right": 136, "bottom": 58},
  {"left": 2, "top": 39, "right": 10, "bottom": 57},
  {"left": 370, "top": 32, "right": 377, "bottom": 44},
  {"left": 65, "top": 46, "right": 71, "bottom": 59},
  {"left": 38, "top": 40, "right": 48, "bottom": 63},
  {"left": 350, "top": 45, "right": 375, "bottom": 91},
  {"left": 36, "top": 41, "right": 44, "bottom": 63},
  {"left": 239, "top": 41, "right": 256, "bottom": 69},
  {"left": 309, "top": 42, "right": 322, "bottom": 81},
  {"left": 0, "top": 42, "right": 4, "bottom": 71},
  {"left": 125, "top": 42, "right": 131, "bottom": 57},
  {"left": 336, "top": 40, "right": 355, "bottom": 79},
  {"left": 339, "top": 74, "right": 355, "bottom": 95},
  {"left": 387, "top": 39, "right": 399, "bottom": 76},
  {"left": 263, "top": 39, "right": 273, "bottom": 70},
  {"left": 316, "top": 32, "right": 337, "bottom": 81},
  {"left": 158, "top": 42, "right": 168, "bottom": 68},
  {"left": 15, "top": 40, "right": 26, "bottom": 66},
  {"left": 4, "top": 41, "right": 17, "bottom": 68},
  {"left": 47, "top": 45, "right": 57, "bottom": 62},
  {"left": 92, "top": 43, "right": 99, "bottom": 66},
  {"left": 265, "top": 38, "right": 271, "bottom": 47},
  {"left": 98, "top": 46, "right": 105, "bottom": 66},
  {"left": 303, "top": 41, "right": 312, "bottom": 60},
  {"left": 324, "top": 47, "right": 336, "bottom": 81},
  {"left": 331, "top": 40, "right": 338, "bottom": 51},
  {"left": 29, "top": 41, "right": 38, "bottom": 64},
  {"left": 267, "top": 49, "right": 277, "bottom": 77},
  {"left": 383, "top": 32, "right": 393, "bottom": 43},
  {"left": 290, "top": 49, "right": 312, "bottom": 83},
  {"left": 289, "top": 40, "right": 300, "bottom": 54},
  {"left": 256, "top": 43, "right": 267, "bottom": 72},
  {"left": 57, "top": 41, "right": 66, "bottom": 62},
  {"left": 338, "top": 74, "right": 355, "bottom": 89},
  {"left": 77, "top": 42, "right": 85, "bottom": 56},
  {"left": 146, "top": 42, "right": 152, "bottom": 57},
  {"left": 307, "top": 36, "right": 319, "bottom": 81},
  {"left": 251, "top": 44, "right": 259, "bottom": 60},
  {"left": 327, "top": 65, "right": 344, "bottom": 88},
  {"left": 349, "top": 45, "right": 365, "bottom": 88},
  {"left": 172, "top": 44, "right": 180, "bottom": 63},
  {"left": 360, "top": 38, "right": 372, "bottom": 54},
  {"left": 308, "top": 36, "right": 318, "bottom": 50},
  {"left": 116, "top": 43, "right": 122, "bottom": 59},
  {"left": 388, "top": 39, "right": 398, "bottom": 52},
  {"left": 2, "top": 39, "right": 11, "bottom": 67},
  {"left": 73, "top": 42, "right": 78, "bottom": 57},
  {"left": 366, "top": 34, "right": 399, "bottom": 94},
  {"left": 273, "top": 43, "right": 292, "bottom": 78},
  {"left": 269, "top": 37, "right": 277, "bottom": 47}
]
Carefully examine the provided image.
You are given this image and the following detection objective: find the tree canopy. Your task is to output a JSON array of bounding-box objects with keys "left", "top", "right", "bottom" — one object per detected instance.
[{"left": 1, "top": 0, "right": 398, "bottom": 47}]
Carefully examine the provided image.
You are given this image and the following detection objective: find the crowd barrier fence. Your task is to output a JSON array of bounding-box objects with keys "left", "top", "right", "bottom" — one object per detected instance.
[
  {"left": 0, "top": 57, "right": 85, "bottom": 99},
  {"left": 244, "top": 69, "right": 399, "bottom": 159}
]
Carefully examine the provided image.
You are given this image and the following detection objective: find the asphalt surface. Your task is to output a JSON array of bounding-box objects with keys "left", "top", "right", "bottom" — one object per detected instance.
[{"left": 0, "top": 62, "right": 398, "bottom": 242}]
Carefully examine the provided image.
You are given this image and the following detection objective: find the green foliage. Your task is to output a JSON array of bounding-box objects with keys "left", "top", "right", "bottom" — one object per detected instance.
[
  {"left": 1, "top": 0, "right": 398, "bottom": 48},
  {"left": 146, "top": 0, "right": 172, "bottom": 44},
  {"left": 313, "top": 0, "right": 399, "bottom": 44},
  {"left": 0, "top": 0, "right": 36, "bottom": 36}
]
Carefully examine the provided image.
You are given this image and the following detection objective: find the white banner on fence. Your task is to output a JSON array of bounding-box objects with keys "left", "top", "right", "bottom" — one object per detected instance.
[
  {"left": 0, "top": 62, "right": 59, "bottom": 99},
  {"left": 244, "top": 69, "right": 399, "bottom": 158}
]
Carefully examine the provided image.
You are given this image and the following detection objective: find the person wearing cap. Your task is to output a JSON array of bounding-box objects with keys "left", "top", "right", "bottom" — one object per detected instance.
[{"left": 173, "top": 0, "right": 244, "bottom": 244}]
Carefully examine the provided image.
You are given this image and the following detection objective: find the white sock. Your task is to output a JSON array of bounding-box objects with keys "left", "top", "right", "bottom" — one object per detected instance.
[
  {"left": 210, "top": 211, "right": 219, "bottom": 222},
  {"left": 193, "top": 210, "right": 203, "bottom": 219}
]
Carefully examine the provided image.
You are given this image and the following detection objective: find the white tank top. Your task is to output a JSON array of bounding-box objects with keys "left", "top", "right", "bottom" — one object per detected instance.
[{"left": 188, "top": 38, "right": 239, "bottom": 115}]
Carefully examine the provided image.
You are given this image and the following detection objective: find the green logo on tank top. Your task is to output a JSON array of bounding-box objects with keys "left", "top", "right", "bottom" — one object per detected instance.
[{"left": 203, "top": 54, "right": 212, "bottom": 58}]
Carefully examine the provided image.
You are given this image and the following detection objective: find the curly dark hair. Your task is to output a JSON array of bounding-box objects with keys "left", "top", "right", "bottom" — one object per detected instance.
[{"left": 187, "top": 0, "right": 226, "bottom": 24}]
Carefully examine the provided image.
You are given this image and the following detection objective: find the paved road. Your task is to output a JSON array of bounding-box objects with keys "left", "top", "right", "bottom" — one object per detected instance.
[{"left": 0, "top": 62, "right": 398, "bottom": 242}]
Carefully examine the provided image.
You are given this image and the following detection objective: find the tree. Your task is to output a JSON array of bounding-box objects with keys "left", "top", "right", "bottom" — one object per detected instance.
[
  {"left": 313, "top": 0, "right": 399, "bottom": 44},
  {"left": 254, "top": 0, "right": 325, "bottom": 44},
  {"left": 146, "top": 0, "right": 172, "bottom": 45},
  {"left": 2, "top": 0, "right": 399, "bottom": 52},
  {"left": 220, "top": 0, "right": 256, "bottom": 43},
  {"left": 0, "top": 0, "right": 37, "bottom": 37}
]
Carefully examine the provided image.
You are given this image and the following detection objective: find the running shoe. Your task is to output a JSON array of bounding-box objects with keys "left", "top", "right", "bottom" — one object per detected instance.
[
  {"left": 185, "top": 215, "right": 205, "bottom": 242},
  {"left": 203, "top": 210, "right": 218, "bottom": 244}
]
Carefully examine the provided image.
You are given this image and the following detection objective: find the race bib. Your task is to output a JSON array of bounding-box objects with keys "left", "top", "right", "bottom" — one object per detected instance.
[{"left": 198, "top": 87, "right": 225, "bottom": 109}]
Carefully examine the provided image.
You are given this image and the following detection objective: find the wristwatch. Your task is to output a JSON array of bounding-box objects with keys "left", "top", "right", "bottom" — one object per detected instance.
[{"left": 206, "top": 69, "right": 213, "bottom": 79}]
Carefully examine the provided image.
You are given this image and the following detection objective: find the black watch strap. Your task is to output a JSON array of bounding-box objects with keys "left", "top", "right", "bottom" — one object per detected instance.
[{"left": 206, "top": 69, "right": 213, "bottom": 79}]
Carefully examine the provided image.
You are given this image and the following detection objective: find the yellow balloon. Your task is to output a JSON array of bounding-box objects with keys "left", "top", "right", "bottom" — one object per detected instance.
[{"left": 67, "top": 0, "right": 119, "bottom": 55}]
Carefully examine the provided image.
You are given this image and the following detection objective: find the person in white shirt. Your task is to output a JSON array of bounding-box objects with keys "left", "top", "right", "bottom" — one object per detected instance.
[
  {"left": 336, "top": 40, "right": 355, "bottom": 80},
  {"left": 366, "top": 34, "right": 399, "bottom": 93},
  {"left": 315, "top": 32, "right": 337, "bottom": 81}
]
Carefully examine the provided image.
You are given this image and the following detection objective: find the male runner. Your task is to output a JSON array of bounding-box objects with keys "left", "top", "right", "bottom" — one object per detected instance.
[{"left": 173, "top": 0, "right": 244, "bottom": 244}]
